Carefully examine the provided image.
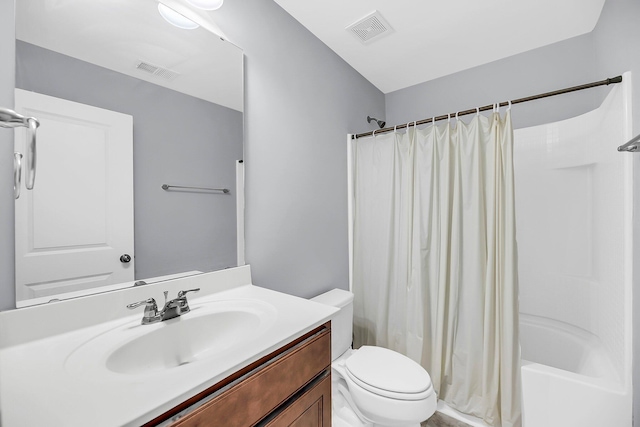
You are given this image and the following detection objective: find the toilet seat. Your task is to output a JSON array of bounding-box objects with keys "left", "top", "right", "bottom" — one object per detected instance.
[{"left": 345, "top": 346, "right": 435, "bottom": 401}]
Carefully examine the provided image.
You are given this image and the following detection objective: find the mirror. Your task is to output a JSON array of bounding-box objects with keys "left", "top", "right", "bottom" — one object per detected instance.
[{"left": 13, "top": 0, "right": 243, "bottom": 307}]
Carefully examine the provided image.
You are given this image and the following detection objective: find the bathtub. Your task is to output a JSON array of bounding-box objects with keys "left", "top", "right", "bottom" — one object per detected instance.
[
  {"left": 520, "top": 314, "right": 631, "bottom": 427},
  {"left": 435, "top": 314, "right": 631, "bottom": 427}
]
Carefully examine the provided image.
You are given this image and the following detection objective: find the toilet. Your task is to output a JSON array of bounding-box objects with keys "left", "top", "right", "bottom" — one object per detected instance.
[{"left": 311, "top": 289, "right": 437, "bottom": 427}]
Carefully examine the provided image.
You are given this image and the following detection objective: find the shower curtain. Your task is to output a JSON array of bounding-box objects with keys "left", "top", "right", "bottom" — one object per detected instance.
[{"left": 351, "top": 111, "right": 521, "bottom": 427}]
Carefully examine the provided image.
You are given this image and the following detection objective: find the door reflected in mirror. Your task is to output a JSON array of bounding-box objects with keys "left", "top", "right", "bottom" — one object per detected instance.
[{"left": 13, "top": 0, "right": 243, "bottom": 307}]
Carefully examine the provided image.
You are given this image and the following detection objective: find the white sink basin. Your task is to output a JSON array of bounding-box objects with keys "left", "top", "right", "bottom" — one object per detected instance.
[{"left": 65, "top": 298, "right": 278, "bottom": 378}]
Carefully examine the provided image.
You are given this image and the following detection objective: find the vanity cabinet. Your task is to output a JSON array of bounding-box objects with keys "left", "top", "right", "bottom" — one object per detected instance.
[{"left": 145, "top": 322, "right": 331, "bottom": 427}]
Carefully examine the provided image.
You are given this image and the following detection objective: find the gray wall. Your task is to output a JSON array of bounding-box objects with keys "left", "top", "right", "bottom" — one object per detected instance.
[
  {"left": 215, "top": 0, "right": 385, "bottom": 298},
  {"left": 385, "top": 22, "right": 604, "bottom": 129},
  {"left": 385, "top": 0, "right": 640, "bottom": 422},
  {"left": 386, "top": 0, "right": 639, "bottom": 134},
  {"left": 15, "top": 41, "right": 242, "bottom": 283},
  {"left": 0, "top": 0, "right": 15, "bottom": 311}
]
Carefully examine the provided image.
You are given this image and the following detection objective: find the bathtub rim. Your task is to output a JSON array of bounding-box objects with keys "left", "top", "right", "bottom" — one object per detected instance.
[{"left": 519, "top": 312, "right": 621, "bottom": 382}]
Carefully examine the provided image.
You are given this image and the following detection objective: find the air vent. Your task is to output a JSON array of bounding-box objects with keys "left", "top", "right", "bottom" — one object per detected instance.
[
  {"left": 346, "top": 10, "right": 393, "bottom": 44},
  {"left": 135, "top": 61, "right": 180, "bottom": 81}
]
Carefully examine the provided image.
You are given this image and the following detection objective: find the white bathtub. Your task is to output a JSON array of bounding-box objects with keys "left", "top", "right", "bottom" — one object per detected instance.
[
  {"left": 520, "top": 314, "right": 631, "bottom": 427},
  {"left": 436, "top": 314, "right": 631, "bottom": 427}
]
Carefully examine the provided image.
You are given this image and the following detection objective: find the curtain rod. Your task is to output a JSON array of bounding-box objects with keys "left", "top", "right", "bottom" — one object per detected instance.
[{"left": 352, "top": 75, "right": 623, "bottom": 139}]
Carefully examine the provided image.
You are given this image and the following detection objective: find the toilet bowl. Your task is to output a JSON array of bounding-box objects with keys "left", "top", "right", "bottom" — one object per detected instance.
[{"left": 311, "top": 289, "right": 437, "bottom": 427}]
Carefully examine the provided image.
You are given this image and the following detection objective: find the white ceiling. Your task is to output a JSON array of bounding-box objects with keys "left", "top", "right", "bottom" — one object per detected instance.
[
  {"left": 16, "top": 0, "right": 243, "bottom": 111},
  {"left": 274, "top": 0, "right": 607, "bottom": 94}
]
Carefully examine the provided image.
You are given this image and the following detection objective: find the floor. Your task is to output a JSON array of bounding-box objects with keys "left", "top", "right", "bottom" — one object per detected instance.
[{"left": 422, "top": 412, "right": 473, "bottom": 427}]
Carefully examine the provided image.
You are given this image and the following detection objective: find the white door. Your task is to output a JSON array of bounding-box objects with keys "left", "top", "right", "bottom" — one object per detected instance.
[{"left": 14, "top": 89, "right": 134, "bottom": 304}]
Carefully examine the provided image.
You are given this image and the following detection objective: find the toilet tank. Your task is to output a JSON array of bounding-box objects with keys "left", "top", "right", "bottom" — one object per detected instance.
[{"left": 311, "top": 288, "right": 354, "bottom": 361}]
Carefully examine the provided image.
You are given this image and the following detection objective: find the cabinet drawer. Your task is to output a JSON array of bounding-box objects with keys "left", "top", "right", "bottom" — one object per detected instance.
[
  {"left": 261, "top": 373, "right": 331, "bottom": 427},
  {"left": 170, "top": 326, "right": 331, "bottom": 427}
]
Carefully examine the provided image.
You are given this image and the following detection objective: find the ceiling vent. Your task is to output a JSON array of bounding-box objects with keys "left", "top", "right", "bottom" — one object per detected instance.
[
  {"left": 135, "top": 60, "right": 180, "bottom": 81},
  {"left": 346, "top": 10, "right": 393, "bottom": 44}
]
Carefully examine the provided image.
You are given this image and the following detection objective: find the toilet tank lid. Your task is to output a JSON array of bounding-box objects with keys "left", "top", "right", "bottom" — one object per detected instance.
[{"left": 310, "top": 288, "right": 353, "bottom": 308}]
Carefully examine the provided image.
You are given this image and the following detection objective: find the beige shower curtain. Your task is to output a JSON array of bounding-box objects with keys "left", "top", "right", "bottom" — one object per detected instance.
[{"left": 351, "top": 111, "right": 521, "bottom": 427}]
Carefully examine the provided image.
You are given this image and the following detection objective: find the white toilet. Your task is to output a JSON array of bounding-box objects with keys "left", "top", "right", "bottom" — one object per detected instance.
[{"left": 311, "top": 289, "right": 437, "bottom": 427}]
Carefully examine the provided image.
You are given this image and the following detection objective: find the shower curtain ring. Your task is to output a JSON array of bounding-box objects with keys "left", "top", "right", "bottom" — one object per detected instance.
[
  {"left": 508, "top": 100, "right": 512, "bottom": 111},
  {"left": 476, "top": 107, "right": 480, "bottom": 116}
]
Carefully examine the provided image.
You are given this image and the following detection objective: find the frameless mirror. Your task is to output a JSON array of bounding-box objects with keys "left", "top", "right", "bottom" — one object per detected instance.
[{"left": 13, "top": 0, "right": 243, "bottom": 307}]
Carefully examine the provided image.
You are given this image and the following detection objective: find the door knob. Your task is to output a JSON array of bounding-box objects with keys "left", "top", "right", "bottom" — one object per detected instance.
[{"left": 120, "top": 254, "right": 132, "bottom": 263}]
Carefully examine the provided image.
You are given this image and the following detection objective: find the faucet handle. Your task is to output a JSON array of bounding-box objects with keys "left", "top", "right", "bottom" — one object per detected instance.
[
  {"left": 127, "top": 298, "right": 161, "bottom": 325},
  {"left": 178, "top": 288, "right": 200, "bottom": 298},
  {"left": 126, "top": 298, "right": 157, "bottom": 310}
]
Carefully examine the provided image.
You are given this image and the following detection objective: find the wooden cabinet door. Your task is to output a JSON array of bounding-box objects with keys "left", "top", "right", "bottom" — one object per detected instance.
[{"left": 263, "top": 374, "right": 331, "bottom": 427}]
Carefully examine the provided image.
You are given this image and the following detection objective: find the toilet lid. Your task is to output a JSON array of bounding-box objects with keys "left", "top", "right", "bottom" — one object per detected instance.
[{"left": 345, "top": 346, "right": 432, "bottom": 395}]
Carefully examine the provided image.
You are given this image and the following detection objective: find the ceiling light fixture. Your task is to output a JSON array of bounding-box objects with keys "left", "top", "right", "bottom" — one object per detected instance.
[
  {"left": 185, "top": 0, "right": 224, "bottom": 11},
  {"left": 158, "top": 3, "right": 200, "bottom": 30}
]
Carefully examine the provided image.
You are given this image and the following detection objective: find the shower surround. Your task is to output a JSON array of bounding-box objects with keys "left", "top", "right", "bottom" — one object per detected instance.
[{"left": 513, "top": 72, "right": 633, "bottom": 427}]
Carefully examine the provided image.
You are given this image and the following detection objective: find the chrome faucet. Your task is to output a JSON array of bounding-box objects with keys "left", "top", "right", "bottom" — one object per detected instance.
[
  {"left": 127, "top": 288, "right": 200, "bottom": 325},
  {"left": 162, "top": 288, "right": 200, "bottom": 320}
]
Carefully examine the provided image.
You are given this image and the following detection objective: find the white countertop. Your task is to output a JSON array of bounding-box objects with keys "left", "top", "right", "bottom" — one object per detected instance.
[{"left": 0, "top": 266, "right": 337, "bottom": 427}]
